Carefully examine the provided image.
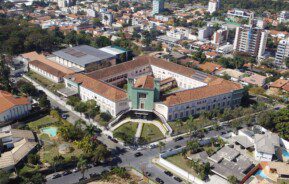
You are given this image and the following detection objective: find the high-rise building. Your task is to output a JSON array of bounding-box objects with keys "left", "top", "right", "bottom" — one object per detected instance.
[
  {"left": 57, "top": 0, "right": 74, "bottom": 8},
  {"left": 213, "top": 26, "right": 228, "bottom": 46},
  {"left": 233, "top": 25, "right": 268, "bottom": 60},
  {"left": 152, "top": 0, "right": 165, "bottom": 15},
  {"left": 207, "top": 0, "right": 220, "bottom": 14},
  {"left": 275, "top": 39, "right": 289, "bottom": 67}
]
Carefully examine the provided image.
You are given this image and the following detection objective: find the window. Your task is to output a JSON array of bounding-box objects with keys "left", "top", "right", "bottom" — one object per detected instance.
[
  {"left": 140, "top": 102, "right": 145, "bottom": 109},
  {"left": 138, "top": 93, "right": 147, "bottom": 99}
]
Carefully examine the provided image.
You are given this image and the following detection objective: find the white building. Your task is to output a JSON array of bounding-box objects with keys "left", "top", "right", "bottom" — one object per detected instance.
[
  {"left": 57, "top": 0, "right": 74, "bottom": 8},
  {"left": 63, "top": 55, "right": 243, "bottom": 121},
  {"left": 278, "top": 11, "right": 289, "bottom": 23},
  {"left": 207, "top": 0, "right": 220, "bottom": 14},
  {"left": 275, "top": 38, "right": 289, "bottom": 67},
  {"left": 152, "top": 0, "right": 165, "bottom": 15},
  {"left": 233, "top": 25, "right": 268, "bottom": 60},
  {"left": 0, "top": 91, "right": 31, "bottom": 123},
  {"left": 166, "top": 27, "right": 191, "bottom": 40},
  {"left": 198, "top": 24, "right": 214, "bottom": 41}
]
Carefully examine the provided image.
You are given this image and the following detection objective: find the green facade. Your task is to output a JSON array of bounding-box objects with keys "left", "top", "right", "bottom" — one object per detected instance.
[{"left": 127, "top": 78, "right": 160, "bottom": 111}]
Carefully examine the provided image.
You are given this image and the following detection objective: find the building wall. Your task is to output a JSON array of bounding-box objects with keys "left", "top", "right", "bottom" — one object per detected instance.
[
  {"left": 29, "top": 64, "right": 61, "bottom": 83},
  {"left": 54, "top": 56, "right": 85, "bottom": 70},
  {"left": 254, "top": 150, "right": 273, "bottom": 161},
  {"left": 0, "top": 104, "right": 32, "bottom": 122},
  {"left": 151, "top": 65, "right": 207, "bottom": 89}
]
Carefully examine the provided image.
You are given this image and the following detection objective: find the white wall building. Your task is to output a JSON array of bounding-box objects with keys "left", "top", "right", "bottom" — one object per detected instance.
[
  {"left": 0, "top": 91, "right": 31, "bottom": 123},
  {"left": 207, "top": 0, "right": 220, "bottom": 14},
  {"left": 275, "top": 38, "right": 289, "bottom": 67}
]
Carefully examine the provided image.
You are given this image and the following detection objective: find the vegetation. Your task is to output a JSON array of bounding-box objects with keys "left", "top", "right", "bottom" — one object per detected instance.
[
  {"left": 257, "top": 108, "right": 289, "bottom": 141},
  {"left": 228, "top": 175, "right": 239, "bottom": 184},
  {"left": 27, "top": 115, "right": 57, "bottom": 131},
  {"left": 0, "top": 169, "right": 10, "bottom": 184},
  {"left": 140, "top": 124, "right": 165, "bottom": 144},
  {"left": 113, "top": 122, "right": 138, "bottom": 145}
]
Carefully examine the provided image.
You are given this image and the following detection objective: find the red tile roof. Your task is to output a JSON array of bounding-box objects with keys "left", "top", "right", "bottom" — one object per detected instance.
[{"left": 0, "top": 91, "right": 31, "bottom": 114}]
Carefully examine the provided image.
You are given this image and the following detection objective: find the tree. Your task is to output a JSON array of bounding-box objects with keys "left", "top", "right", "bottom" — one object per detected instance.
[
  {"left": 21, "top": 172, "right": 44, "bottom": 184},
  {"left": 74, "top": 102, "right": 87, "bottom": 116},
  {"left": 158, "top": 141, "right": 166, "bottom": 153},
  {"left": 66, "top": 96, "right": 81, "bottom": 107},
  {"left": 285, "top": 57, "right": 289, "bottom": 68},
  {"left": 187, "top": 140, "right": 200, "bottom": 154},
  {"left": 52, "top": 155, "right": 65, "bottom": 172},
  {"left": 0, "top": 169, "right": 10, "bottom": 184},
  {"left": 91, "top": 36, "right": 111, "bottom": 48},
  {"left": 92, "top": 144, "right": 110, "bottom": 163},
  {"left": 77, "top": 155, "right": 88, "bottom": 178},
  {"left": 38, "top": 95, "right": 50, "bottom": 109},
  {"left": 228, "top": 175, "right": 238, "bottom": 184},
  {"left": 0, "top": 55, "right": 10, "bottom": 91},
  {"left": 27, "top": 153, "right": 40, "bottom": 165}
]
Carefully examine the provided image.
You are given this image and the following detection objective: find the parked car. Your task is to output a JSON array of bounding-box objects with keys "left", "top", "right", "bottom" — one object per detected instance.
[
  {"left": 71, "top": 167, "right": 79, "bottom": 173},
  {"left": 149, "top": 144, "right": 158, "bottom": 149},
  {"left": 134, "top": 152, "right": 143, "bottom": 157},
  {"left": 164, "top": 171, "right": 173, "bottom": 177},
  {"left": 111, "top": 138, "right": 118, "bottom": 143},
  {"left": 52, "top": 173, "right": 61, "bottom": 179},
  {"left": 61, "top": 114, "right": 68, "bottom": 119},
  {"left": 79, "top": 176, "right": 87, "bottom": 182},
  {"left": 89, "top": 172, "right": 100, "bottom": 178},
  {"left": 62, "top": 171, "right": 72, "bottom": 176},
  {"left": 155, "top": 177, "right": 164, "bottom": 184},
  {"left": 101, "top": 170, "right": 109, "bottom": 175},
  {"left": 145, "top": 171, "right": 151, "bottom": 177},
  {"left": 173, "top": 176, "right": 183, "bottom": 182},
  {"left": 174, "top": 145, "right": 181, "bottom": 149},
  {"left": 174, "top": 136, "right": 184, "bottom": 142}
]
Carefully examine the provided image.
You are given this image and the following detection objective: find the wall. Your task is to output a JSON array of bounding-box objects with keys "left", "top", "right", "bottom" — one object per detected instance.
[
  {"left": 0, "top": 104, "right": 31, "bottom": 122},
  {"left": 29, "top": 65, "right": 61, "bottom": 83},
  {"left": 159, "top": 147, "right": 204, "bottom": 184}
]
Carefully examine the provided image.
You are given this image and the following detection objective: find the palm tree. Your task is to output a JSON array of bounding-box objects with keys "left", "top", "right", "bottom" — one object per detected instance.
[
  {"left": 77, "top": 155, "right": 88, "bottom": 179},
  {"left": 52, "top": 155, "right": 64, "bottom": 172},
  {"left": 187, "top": 116, "right": 197, "bottom": 139},
  {"left": 158, "top": 141, "right": 166, "bottom": 153},
  {"left": 85, "top": 124, "right": 96, "bottom": 137}
]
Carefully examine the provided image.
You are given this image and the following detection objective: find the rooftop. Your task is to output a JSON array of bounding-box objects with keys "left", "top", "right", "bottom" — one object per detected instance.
[
  {"left": 0, "top": 91, "right": 31, "bottom": 114},
  {"left": 52, "top": 45, "right": 115, "bottom": 67}
]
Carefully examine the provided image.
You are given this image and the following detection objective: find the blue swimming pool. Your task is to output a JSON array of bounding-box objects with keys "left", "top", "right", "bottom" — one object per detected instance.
[
  {"left": 255, "top": 170, "right": 268, "bottom": 179},
  {"left": 42, "top": 127, "right": 58, "bottom": 137},
  {"left": 282, "top": 149, "right": 289, "bottom": 158}
]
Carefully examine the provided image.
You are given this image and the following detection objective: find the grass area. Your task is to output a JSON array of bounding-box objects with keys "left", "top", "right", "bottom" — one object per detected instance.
[
  {"left": 27, "top": 71, "right": 64, "bottom": 93},
  {"left": 140, "top": 124, "right": 164, "bottom": 143},
  {"left": 114, "top": 122, "right": 138, "bottom": 136},
  {"left": 39, "top": 135, "right": 83, "bottom": 164},
  {"left": 165, "top": 153, "right": 197, "bottom": 177},
  {"left": 28, "top": 115, "right": 57, "bottom": 131}
]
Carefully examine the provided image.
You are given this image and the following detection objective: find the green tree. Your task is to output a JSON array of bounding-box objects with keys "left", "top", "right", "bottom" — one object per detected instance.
[
  {"left": 187, "top": 140, "right": 200, "bottom": 153},
  {"left": 38, "top": 95, "right": 50, "bottom": 109},
  {"left": 74, "top": 102, "right": 87, "bottom": 116},
  {"left": 158, "top": 141, "right": 166, "bottom": 153},
  {"left": 52, "top": 155, "right": 65, "bottom": 172},
  {"left": 0, "top": 169, "right": 10, "bottom": 184},
  {"left": 66, "top": 96, "right": 81, "bottom": 107},
  {"left": 77, "top": 155, "right": 88, "bottom": 178},
  {"left": 0, "top": 55, "right": 10, "bottom": 91},
  {"left": 27, "top": 153, "right": 40, "bottom": 165},
  {"left": 228, "top": 175, "right": 238, "bottom": 184}
]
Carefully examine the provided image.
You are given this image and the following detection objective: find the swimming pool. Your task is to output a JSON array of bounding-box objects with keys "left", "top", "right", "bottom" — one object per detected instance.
[
  {"left": 255, "top": 170, "right": 268, "bottom": 179},
  {"left": 282, "top": 149, "right": 289, "bottom": 158},
  {"left": 42, "top": 127, "right": 58, "bottom": 137}
]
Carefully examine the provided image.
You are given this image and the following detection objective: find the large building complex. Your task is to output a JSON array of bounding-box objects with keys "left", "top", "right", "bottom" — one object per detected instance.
[
  {"left": 233, "top": 25, "right": 268, "bottom": 60},
  {"left": 63, "top": 55, "right": 243, "bottom": 122},
  {"left": 152, "top": 0, "right": 165, "bottom": 15},
  {"left": 207, "top": 0, "right": 220, "bottom": 14}
]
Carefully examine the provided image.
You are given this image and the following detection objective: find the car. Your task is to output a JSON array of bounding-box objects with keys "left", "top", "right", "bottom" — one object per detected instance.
[
  {"left": 62, "top": 171, "right": 72, "bottom": 176},
  {"left": 174, "top": 136, "right": 184, "bottom": 142},
  {"left": 145, "top": 171, "right": 151, "bottom": 177},
  {"left": 101, "top": 170, "right": 109, "bottom": 175},
  {"left": 61, "top": 114, "right": 68, "bottom": 119},
  {"left": 86, "top": 164, "right": 93, "bottom": 169},
  {"left": 174, "top": 145, "right": 181, "bottom": 149},
  {"left": 173, "top": 176, "right": 183, "bottom": 182},
  {"left": 111, "top": 138, "right": 118, "bottom": 143},
  {"left": 71, "top": 167, "right": 79, "bottom": 173},
  {"left": 134, "top": 152, "right": 143, "bottom": 157},
  {"left": 89, "top": 172, "right": 100, "bottom": 178},
  {"left": 149, "top": 144, "right": 158, "bottom": 149},
  {"left": 155, "top": 177, "right": 164, "bottom": 184},
  {"left": 52, "top": 173, "right": 61, "bottom": 179},
  {"left": 79, "top": 176, "right": 87, "bottom": 181},
  {"left": 164, "top": 171, "right": 173, "bottom": 177}
]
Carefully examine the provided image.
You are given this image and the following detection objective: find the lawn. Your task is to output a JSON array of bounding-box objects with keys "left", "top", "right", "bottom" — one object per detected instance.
[
  {"left": 165, "top": 153, "right": 197, "bottom": 177},
  {"left": 27, "top": 71, "right": 64, "bottom": 93},
  {"left": 39, "top": 134, "right": 83, "bottom": 164},
  {"left": 113, "top": 122, "right": 138, "bottom": 143},
  {"left": 28, "top": 115, "right": 57, "bottom": 131},
  {"left": 114, "top": 122, "right": 138, "bottom": 136},
  {"left": 140, "top": 124, "right": 164, "bottom": 143}
]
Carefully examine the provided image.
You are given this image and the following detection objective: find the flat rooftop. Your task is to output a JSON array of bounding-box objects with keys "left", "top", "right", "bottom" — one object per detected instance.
[{"left": 52, "top": 45, "right": 115, "bottom": 67}]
